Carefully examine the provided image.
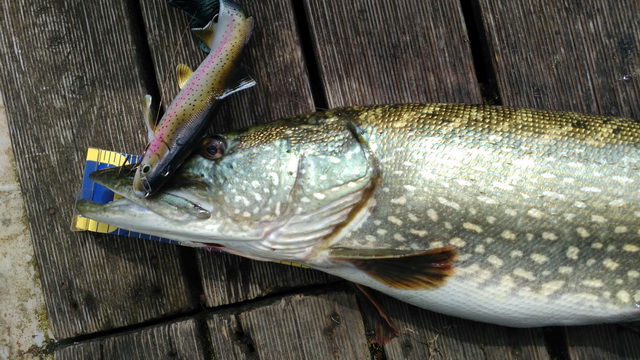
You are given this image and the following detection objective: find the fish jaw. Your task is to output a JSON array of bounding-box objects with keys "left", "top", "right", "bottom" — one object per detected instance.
[
  {"left": 80, "top": 162, "right": 268, "bottom": 249},
  {"left": 77, "top": 196, "right": 233, "bottom": 247}
]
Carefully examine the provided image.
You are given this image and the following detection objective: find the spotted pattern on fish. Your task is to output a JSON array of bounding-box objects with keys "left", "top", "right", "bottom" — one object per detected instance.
[
  {"left": 324, "top": 104, "right": 640, "bottom": 311},
  {"left": 80, "top": 104, "right": 640, "bottom": 327}
]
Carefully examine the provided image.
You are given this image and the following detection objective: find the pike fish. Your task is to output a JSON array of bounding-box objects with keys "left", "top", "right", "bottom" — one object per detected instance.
[
  {"left": 133, "top": 0, "right": 255, "bottom": 197},
  {"left": 78, "top": 104, "right": 640, "bottom": 327}
]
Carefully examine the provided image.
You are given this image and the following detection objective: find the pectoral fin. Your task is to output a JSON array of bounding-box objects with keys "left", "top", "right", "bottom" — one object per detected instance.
[
  {"left": 191, "top": 18, "right": 216, "bottom": 48},
  {"left": 176, "top": 64, "right": 194, "bottom": 89},
  {"left": 219, "top": 67, "right": 256, "bottom": 99},
  {"left": 330, "top": 246, "right": 457, "bottom": 290},
  {"left": 142, "top": 94, "right": 154, "bottom": 142}
]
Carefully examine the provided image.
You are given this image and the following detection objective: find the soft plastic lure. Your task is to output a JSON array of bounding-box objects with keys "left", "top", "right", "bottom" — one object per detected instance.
[{"left": 133, "top": 0, "right": 254, "bottom": 197}]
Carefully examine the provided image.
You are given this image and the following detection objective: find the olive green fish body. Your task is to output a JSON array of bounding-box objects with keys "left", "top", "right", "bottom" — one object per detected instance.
[
  {"left": 316, "top": 104, "right": 640, "bottom": 325},
  {"left": 78, "top": 104, "right": 640, "bottom": 327}
]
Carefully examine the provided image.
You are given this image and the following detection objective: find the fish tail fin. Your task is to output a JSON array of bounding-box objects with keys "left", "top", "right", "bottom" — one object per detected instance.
[
  {"left": 167, "top": 0, "right": 220, "bottom": 28},
  {"left": 191, "top": 0, "right": 253, "bottom": 50},
  {"left": 330, "top": 246, "right": 457, "bottom": 290}
]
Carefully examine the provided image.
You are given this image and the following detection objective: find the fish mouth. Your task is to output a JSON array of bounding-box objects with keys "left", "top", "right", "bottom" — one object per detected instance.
[
  {"left": 132, "top": 168, "right": 152, "bottom": 198},
  {"left": 77, "top": 164, "right": 212, "bottom": 226},
  {"left": 76, "top": 164, "right": 267, "bottom": 245}
]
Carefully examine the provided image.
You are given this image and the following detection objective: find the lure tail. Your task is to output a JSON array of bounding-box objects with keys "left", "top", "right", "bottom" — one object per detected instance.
[{"left": 168, "top": 0, "right": 220, "bottom": 52}]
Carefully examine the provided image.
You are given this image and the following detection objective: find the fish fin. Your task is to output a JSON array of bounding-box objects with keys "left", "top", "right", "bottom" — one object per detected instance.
[
  {"left": 353, "top": 283, "right": 399, "bottom": 343},
  {"left": 176, "top": 64, "right": 194, "bottom": 89},
  {"left": 191, "top": 17, "right": 216, "bottom": 48},
  {"left": 218, "top": 68, "right": 256, "bottom": 99},
  {"left": 142, "top": 94, "right": 154, "bottom": 142},
  {"left": 330, "top": 246, "right": 457, "bottom": 290},
  {"left": 190, "top": 0, "right": 254, "bottom": 51},
  {"left": 166, "top": 0, "right": 219, "bottom": 29}
]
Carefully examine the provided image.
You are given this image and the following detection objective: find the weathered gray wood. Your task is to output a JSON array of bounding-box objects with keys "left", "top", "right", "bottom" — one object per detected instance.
[
  {"left": 4, "top": 0, "right": 637, "bottom": 358},
  {"left": 358, "top": 292, "right": 550, "bottom": 359},
  {"left": 55, "top": 340, "right": 102, "bottom": 360},
  {"left": 304, "top": 0, "right": 483, "bottom": 107},
  {"left": 198, "top": 252, "right": 336, "bottom": 307},
  {"left": 477, "top": 0, "right": 640, "bottom": 119},
  {"left": 206, "top": 313, "right": 248, "bottom": 360},
  {"left": 231, "top": 292, "right": 371, "bottom": 360},
  {"left": 566, "top": 325, "right": 640, "bottom": 360},
  {"left": 138, "top": 0, "right": 316, "bottom": 131},
  {"left": 54, "top": 317, "right": 204, "bottom": 359},
  {"left": 0, "top": 1, "right": 195, "bottom": 338}
]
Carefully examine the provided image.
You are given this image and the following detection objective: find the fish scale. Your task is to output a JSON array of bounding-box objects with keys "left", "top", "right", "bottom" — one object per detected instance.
[
  {"left": 78, "top": 104, "right": 640, "bottom": 327},
  {"left": 331, "top": 104, "right": 640, "bottom": 323}
]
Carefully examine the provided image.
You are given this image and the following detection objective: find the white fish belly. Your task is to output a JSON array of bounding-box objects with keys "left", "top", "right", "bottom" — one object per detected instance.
[{"left": 322, "top": 266, "right": 640, "bottom": 327}]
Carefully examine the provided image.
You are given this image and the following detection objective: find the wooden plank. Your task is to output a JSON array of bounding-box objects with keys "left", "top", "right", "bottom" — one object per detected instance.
[
  {"left": 55, "top": 341, "right": 101, "bottom": 360},
  {"left": 138, "top": 0, "right": 316, "bottom": 130},
  {"left": 566, "top": 325, "right": 640, "bottom": 360},
  {"left": 477, "top": 0, "right": 640, "bottom": 118},
  {"left": 198, "top": 252, "right": 336, "bottom": 307},
  {"left": 54, "top": 317, "right": 204, "bottom": 359},
  {"left": 230, "top": 292, "right": 371, "bottom": 360},
  {"left": 304, "top": 0, "right": 483, "bottom": 107},
  {"left": 206, "top": 313, "right": 248, "bottom": 360},
  {"left": 0, "top": 1, "right": 194, "bottom": 338},
  {"left": 357, "top": 292, "right": 550, "bottom": 359},
  {"left": 137, "top": 0, "right": 331, "bottom": 307}
]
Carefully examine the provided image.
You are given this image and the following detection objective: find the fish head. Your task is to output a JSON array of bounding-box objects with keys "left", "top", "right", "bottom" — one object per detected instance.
[{"left": 78, "top": 114, "right": 377, "bottom": 261}]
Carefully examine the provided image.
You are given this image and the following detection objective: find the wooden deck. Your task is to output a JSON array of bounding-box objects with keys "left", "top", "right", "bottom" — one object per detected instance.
[{"left": 1, "top": 0, "right": 639, "bottom": 358}]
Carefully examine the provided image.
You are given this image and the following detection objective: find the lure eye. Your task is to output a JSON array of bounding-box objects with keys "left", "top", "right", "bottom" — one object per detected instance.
[
  {"left": 141, "top": 164, "right": 151, "bottom": 174},
  {"left": 201, "top": 136, "right": 226, "bottom": 160}
]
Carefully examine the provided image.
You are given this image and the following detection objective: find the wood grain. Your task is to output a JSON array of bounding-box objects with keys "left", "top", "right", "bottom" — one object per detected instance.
[
  {"left": 234, "top": 292, "right": 370, "bottom": 360},
  {"left": 358, "top": 292, "right": 550, "bottom": 360},
  {"left": 54, "top": 317, "right": 204, "bottom": 359},
  {"left": 206, "top": 313, "right": 248, "bottom": 360},
  {"left": 54, "top": 341, "right": 101, "bottom": 360},
  {"left": 566, "top": 325, "right": 640, "bottom": 360},
  {"left": 477, "top": 0, "right": 640, "bottom": 118},
  {"left": 0, "top": 0, "right": 194, "bottom": 338},
  {"left": 138, "top": 0, "right": 316, "bottom": 131},
  {"left": 197, "top": 252, "right": 335, "bottom": 307},
  {"left": 304, "top": 0, "right": 483, "bottom": 107}
]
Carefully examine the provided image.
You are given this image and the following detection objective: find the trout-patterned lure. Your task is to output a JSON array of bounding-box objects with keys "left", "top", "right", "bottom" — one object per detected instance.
[{"left": 133, "top": 0, "right": 255, "bottom": 197}]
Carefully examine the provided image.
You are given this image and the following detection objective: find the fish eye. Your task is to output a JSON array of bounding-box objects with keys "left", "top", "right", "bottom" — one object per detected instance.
[
  {"left": 201, "top": 136, "right": 226, "bottom": 160},
  {"left": 141, "top": 164, "right": 151, "bottom": 174}
]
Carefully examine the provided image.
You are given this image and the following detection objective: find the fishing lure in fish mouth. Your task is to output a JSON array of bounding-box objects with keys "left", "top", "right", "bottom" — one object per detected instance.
[
  {"left": 79, "top": 104, "right": 640, "bottom": 327},
  {"left": 133, "top": 0, "right": 255, "bottom": 198}
]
